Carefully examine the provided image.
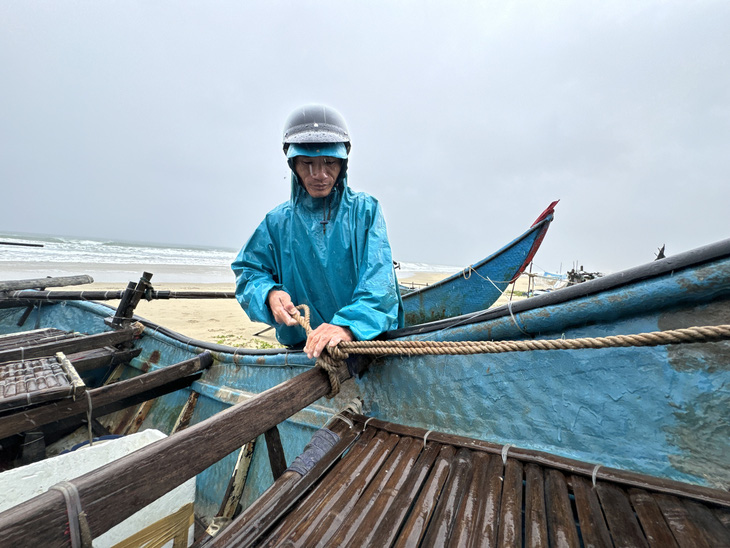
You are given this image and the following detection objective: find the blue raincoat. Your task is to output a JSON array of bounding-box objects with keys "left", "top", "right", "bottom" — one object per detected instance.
[{"left": 232, "top": 165, "right": 404, "bottom": 346}]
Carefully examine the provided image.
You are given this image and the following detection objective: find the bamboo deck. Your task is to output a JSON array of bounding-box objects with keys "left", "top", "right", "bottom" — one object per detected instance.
[{"left": 215, "top": 413, "right": 730, "bottom": 547}]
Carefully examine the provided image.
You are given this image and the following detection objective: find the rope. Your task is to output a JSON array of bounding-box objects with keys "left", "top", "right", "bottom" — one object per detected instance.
[
  {"left": 49, "top": 481, "right": 93, "bottom": 548},
  {"left": 336, "top": 324, "right": 730, "bottom": 356},
  {"left": 294, "top": 299, "right": 730, "bottom": 393},
  {"left": 293, "top": 305, "right": 349, "bottom": 399}
]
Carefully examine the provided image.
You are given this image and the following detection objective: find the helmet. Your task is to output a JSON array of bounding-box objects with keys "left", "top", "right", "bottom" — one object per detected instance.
[{"left": 282, "top": 104, "right": 351, "bottom": 154}]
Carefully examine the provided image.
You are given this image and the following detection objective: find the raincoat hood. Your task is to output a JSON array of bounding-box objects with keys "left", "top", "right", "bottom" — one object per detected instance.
[{"left": 232, "top": 155, "right": 404, "bottom": 345}]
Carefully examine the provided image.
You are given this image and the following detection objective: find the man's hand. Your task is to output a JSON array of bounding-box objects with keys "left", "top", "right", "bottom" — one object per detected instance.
[
  {"left": 267, "top": 290, "right": 299, "bottom": 327},
  {"left": 304, "top": 324, "right": 354, "bottom": 359}
]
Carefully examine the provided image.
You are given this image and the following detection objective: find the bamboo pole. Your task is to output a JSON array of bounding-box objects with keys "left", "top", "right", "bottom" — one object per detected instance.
[
  {"left": 0, "top": 363, "right": 351, "bottom": 547},
  {"left": 1, "top": 290, "right": 236, "bottom": 302},
  {"left": 0, "top": 275, "right": 93, "bottom": 292}
]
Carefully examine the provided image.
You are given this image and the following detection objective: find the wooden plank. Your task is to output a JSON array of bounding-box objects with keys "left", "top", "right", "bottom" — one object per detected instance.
[
  {"left": 0, "top": 275, "right": 93, "bottom": 292},
  {"left": 211, "top": 421, "right": 362, "bottom": 547},
  {"left": 170, "top": 391, "right": 199, "bottom": 434},
  {"left": 259, "top": 428, "right": 381, "bottom": 545},
  {"left": 0, "top": 352, "right": 212, "bottom": 439},
  {"left": 330, "top": 435, "right": 422, "bottom": 546},
  {"left": 572, "top": 476, "right": 612, "bottom": 548},
  {"left": 260, "top": 426, "right": 377, "bottom": 544},
  {"left": 471, "top": 452, "right": 506, "bottom": 547},
  {"left": 654, "top": 493, "right": 712, "bottom": 548},
  {"left": 682, "top": 500, "right": 730, "bottom": 547},
  {"left": 524, "top": 464, "right": 549, "bottom": 548},
  {"left": 392, "top": 445, "right": 456, "bottom": 547},
  {"left": 0, "top": 328, "right": 139, "bottom": 363},
  {"left": 218, "top": 440, "right": 256, "bottom": 519},
  {"left": 67, "top": 346, "right": 142, "bottom": 373},
  {"left": 367, "top": 441, "right": 442, "bottom": 548},
  {"left": 714, "top": 507, "right": 730, "bottom": 528},
  {"left": 264, "top": 426, "right": 288, "bottom": 480},
  {"left": 40, "top": 373, "right": 204, "bottom": 444},
  {"left": 448, "top": 450, "right": 490, "bottom": 548},
  {"left": 497, "top": 458, "right": 524, "bottom": 548},
  {"left": 123, "top": 399, "right": 155, "bottom": 435},
  {"left": 348, "top": 414, "right": 730, "bottom": 507},
  {"left": 420, "top": 447, "right": 475, "bottom": 548},
  {"left": 0, "top": 358, "right": 351, "bottom": 547},
  {"left": 544, "top": 469, "right": 580, "bottom": 548},
  {"left": 628, "top": 488, "right": 679, "bottom": 548},
  {"left": 281, "top": 431, "right": 400, "bottom": 546},
  {"left": 596, "top": 482, "right": 649, "bottom": 548}
]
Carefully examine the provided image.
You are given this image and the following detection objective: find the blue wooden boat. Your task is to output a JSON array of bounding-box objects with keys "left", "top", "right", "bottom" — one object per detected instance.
[
  {"left": 401, "top": 200, "right": 558, "bottom": 326},
  {"left": 1, "top": 235, "right": 729, "bottom": 545}
]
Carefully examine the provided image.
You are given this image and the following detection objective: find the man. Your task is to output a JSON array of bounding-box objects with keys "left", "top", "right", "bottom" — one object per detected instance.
[{"left": 232, "top": 104, "right": 403, "bottom": 360}]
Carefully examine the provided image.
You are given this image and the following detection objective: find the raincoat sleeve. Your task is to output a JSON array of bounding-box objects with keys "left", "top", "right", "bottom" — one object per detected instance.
[
  {"left": 330, "top": 201, "right": 404, "bottom": 340},
  {"left": 231, "top": 217, "right": 282, "bottom": 327}
]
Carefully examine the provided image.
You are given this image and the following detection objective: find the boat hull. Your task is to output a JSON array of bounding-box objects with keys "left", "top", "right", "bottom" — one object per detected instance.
[
  {"left": 1, "top": 237, "right": 729, "bottom": 519},
  {"left": 400, "top": 208, "right": 555, "bottom": 326}
]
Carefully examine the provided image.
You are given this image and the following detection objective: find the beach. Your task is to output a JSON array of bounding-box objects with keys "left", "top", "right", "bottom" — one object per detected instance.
[
  {"left": 1, "top": 268, "right": 538, "bottom": 347},
  {"left": 0, "top": 233, "right": 552, "bottom": 347}
]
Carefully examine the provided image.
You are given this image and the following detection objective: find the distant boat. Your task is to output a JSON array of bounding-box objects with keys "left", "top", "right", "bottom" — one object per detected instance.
[{"left": 400, "top": 200, "right": 558, "bottom": 326}]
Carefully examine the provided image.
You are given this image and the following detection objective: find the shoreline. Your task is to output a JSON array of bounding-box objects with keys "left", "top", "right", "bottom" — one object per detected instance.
[{"left": 1, "top": 264, "right": 547, "bottom": 346}]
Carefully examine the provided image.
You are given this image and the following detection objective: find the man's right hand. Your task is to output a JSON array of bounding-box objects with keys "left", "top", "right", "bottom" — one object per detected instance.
[{"left": 267, "top": 290, "right": 300, "bottom": 327}]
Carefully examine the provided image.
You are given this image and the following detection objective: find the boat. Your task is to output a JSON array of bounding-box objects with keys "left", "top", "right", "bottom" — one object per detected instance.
[
  {"left": 400, "top": 200, "right": 558, "bottom": 326},
  {"left": 0, "top": 236, "right": 729, "bottom": 545}
]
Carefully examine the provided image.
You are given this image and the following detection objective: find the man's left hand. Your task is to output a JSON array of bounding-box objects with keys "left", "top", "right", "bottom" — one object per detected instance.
[{"left": 304, "top": 324, "right": 354, "bottom": 359}]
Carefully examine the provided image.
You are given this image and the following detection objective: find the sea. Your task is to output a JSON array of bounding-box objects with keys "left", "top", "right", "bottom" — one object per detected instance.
[{"left": 0, "top": 232, "right": 459, "bottom": 284}]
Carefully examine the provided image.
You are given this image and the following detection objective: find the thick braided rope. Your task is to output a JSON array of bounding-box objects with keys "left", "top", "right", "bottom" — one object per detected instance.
[
  {"left": 337, "top": 324, "right": 730, "bottom": 356},
  {"left": 294, "top": 305, "right": 349, "bottom": 398}
]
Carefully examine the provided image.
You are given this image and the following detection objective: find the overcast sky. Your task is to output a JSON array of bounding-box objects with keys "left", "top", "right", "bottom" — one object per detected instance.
[{"left": 1, "top": 1, "right": 728, "bottom": 274}]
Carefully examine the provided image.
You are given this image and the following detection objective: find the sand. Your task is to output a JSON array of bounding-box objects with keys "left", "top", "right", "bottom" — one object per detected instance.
[{"left": 3, "top": 265, "right": 553, "bottom": 347}]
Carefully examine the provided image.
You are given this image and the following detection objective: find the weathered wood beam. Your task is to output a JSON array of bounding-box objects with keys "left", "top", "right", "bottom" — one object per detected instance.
[
  {"left": 0, "top": 275, "right": 93, "bottom": 292},
  {"left": 67, "top": 346, "right": 142, "bottom": 374},
  {"left": 0, "top": 327, "right": 139, "bottom": 363},
  {"left": 0, "top": 352, "right": 213, "bottom": 440},
  {"left": 40, "top": 374, "right": 205, "bottom": 445},
  {"left": 0, "top": 363, "right": 350, "bottom": 547},
  {"left": 264, "top": 426, "right": 288, "bottom": 480}
]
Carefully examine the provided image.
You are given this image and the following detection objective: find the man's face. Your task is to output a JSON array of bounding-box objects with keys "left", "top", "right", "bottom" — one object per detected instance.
[{"left": 294, "top": 156, "right": 342, "bottom": 199}]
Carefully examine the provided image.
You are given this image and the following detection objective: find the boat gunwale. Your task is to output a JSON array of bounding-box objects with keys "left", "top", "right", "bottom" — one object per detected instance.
[{"left": 389, "top": 236, "right": 730, "bottom": 339}]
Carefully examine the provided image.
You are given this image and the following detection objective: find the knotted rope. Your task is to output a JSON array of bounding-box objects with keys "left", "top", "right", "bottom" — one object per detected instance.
[{"left": 293, "top": 305, "right": 349, "bottom": 399}]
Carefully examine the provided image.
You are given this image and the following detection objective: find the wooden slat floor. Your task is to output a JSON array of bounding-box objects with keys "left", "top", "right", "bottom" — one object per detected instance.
[{"left": 220, "top": 414, "right": 730, "bottom": 547}]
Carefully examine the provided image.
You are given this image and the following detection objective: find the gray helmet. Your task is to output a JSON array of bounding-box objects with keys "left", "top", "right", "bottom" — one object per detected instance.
[{"left": 282, "top": 104, "right": 351, "bottom": 154}]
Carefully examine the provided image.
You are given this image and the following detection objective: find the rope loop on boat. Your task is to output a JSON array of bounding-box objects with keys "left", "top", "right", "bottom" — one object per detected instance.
[
  {"left": 49, "top": 481, "right": 93, "bottom": 548},
  {"left": 335, "top": 324, "right": 730, "bottom": 357},
  {"left": 294, "top": 304, "right": 349, "bottom": 399}
]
